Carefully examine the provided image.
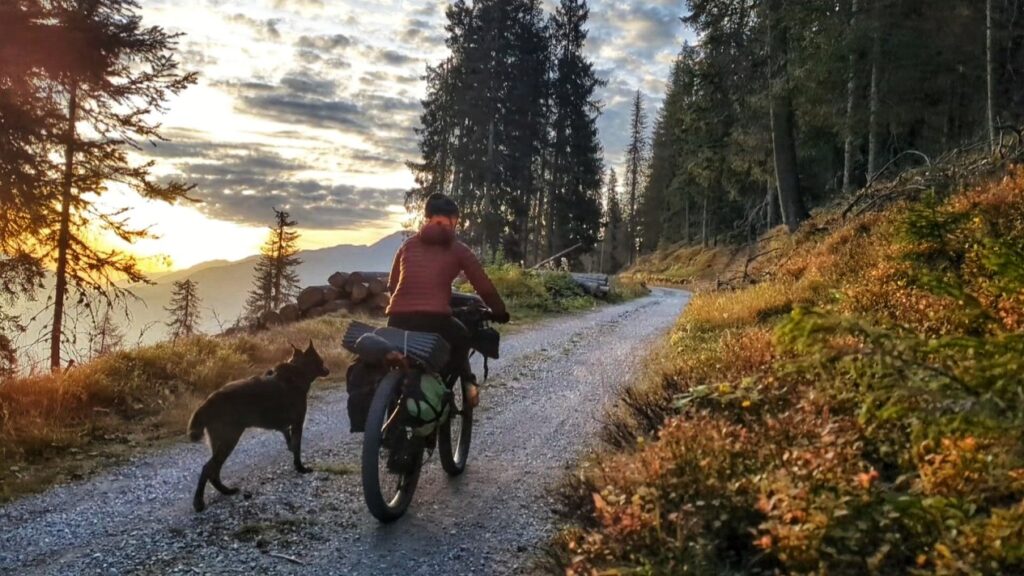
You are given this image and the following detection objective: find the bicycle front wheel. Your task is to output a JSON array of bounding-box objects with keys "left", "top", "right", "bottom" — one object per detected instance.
[{"left": 439, "top": 378, "right": 473, "bottom": 476}]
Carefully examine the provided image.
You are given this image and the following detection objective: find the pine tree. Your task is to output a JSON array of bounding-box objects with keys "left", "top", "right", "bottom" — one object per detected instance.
[
  {"left": 88, "top": 303, "right": 124, "bottom": 359},
  {"left": 245, "top": 209, "right": 303, "bottom": 323},
  {"left": 166, "top": 279, "right": 201, "bottom": 340},
  {"left": 17, "top": 0, "right": 198, "bottom": 370},
  {"left": 623, "top": 89, "right": 649, "bottom": 263}
]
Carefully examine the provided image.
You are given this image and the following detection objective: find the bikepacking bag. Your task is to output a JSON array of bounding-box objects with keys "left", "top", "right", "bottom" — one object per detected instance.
[
  {"left": 402, "top": 371, "right": 451, "bottom": 437},
  {"left": 346, "top": 361, "right": 383, "bottom": 433},
  {"left": 474, "top": 326, "right": 501, "bottom": 359}
]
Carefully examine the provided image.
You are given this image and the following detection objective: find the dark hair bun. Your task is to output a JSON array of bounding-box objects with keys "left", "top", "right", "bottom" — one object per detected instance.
[{"left": 425, "top": 193, "right": 460, "bottom": 218}]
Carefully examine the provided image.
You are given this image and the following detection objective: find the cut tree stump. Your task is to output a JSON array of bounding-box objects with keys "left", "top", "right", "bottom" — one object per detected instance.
[
  {"left": 370, "top": 293, "right": 390, "bottom": 309},
  {"left": 367, "top": 278, "right": 387, "bottom": 295},
  {"left": 259, "top": 310, "right": 283, "bottom": 327},
  {"left": 297, "top": 286, "right": 329, "bottom": 311},
  {"left": 278, "top": 304, "right": 300, "bottom": 323},
  {"left": 328, "top": 272, "right": 349, "bottom": 290},
  {"left": 344, "top": 272, "right": 365, "bottom": 292},
  {"left": 350, "top": 282, "right": 369, "bottom": 304}
]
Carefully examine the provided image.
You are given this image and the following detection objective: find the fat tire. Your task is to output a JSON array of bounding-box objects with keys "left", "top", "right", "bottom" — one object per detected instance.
[
  {"left": 439, "top": 380, "right": 473, "bottom": 476},
  {"left": 362, "top": 371, "right": 422, "bottom": 522}
]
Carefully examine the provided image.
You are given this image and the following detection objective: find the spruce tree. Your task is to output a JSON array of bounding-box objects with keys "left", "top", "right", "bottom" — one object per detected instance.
[
  {"left": 409, "top": 0, "right": 550, "bottom": 261},
  {"left": 12, "top": 0, "right": 198, "bottom": 371},
  {"left": 548, "top": 0, "right": 604, "bottom": 256},
  {"left": 623, "top": 89, "right": 649, "bottom": 263},
  {"left": 600, "top": 168, "right": 626, "bottom": 273},
  {"left": 88, "top": 303, "right": 124, "bottom": 358},
  {"left": 245, "top": 209, "right": 303, "bottom": 323},
  {"left": 166, "top": 279, "right": 201, "bottom": 340}
]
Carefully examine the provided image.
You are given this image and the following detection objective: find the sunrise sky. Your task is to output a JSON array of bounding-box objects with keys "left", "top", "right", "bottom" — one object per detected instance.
[{"left": 117, "top": 0, "right": 688, "bottom": 271}]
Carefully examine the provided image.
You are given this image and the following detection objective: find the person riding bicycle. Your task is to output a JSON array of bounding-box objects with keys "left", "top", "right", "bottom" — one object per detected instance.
[{"left": 386, "top": 193, "right": 510, "bottom": 408}]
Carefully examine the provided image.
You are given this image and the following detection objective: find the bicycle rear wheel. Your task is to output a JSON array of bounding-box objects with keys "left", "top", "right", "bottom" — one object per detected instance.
[
  {"left": 362, "top": 371, "right": 423, "bottom": 522},
  {"left": 439, "top": 378, "right": 473, "bottom": 476}
]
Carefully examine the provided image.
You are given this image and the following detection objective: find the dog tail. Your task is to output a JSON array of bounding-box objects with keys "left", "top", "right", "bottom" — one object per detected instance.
[{"left": 187, "top": 404, "right": 207, "bottom": 442}]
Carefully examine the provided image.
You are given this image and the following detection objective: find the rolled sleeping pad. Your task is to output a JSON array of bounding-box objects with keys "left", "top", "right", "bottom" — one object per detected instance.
[{"left": 342, "top": 321, "right": 450, "bottom": 373}]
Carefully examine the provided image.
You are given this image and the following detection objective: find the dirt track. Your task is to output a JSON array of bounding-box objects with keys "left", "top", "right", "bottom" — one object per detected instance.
[{"left": 0, "top": 288, "right": 689, "bottom": 576}]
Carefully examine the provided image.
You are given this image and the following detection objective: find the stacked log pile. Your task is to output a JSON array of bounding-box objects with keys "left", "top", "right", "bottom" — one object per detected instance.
[
  {"left": 257, "top": 271, "right": 391, "bottom": 328},
  {"left": 569, "top": 273, "right": 611, "bottom": 299}
]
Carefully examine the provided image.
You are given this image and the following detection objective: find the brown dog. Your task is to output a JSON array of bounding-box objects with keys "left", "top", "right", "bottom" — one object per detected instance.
[{"left": 187, "top": 341, "right": 330, "bottom": 512}]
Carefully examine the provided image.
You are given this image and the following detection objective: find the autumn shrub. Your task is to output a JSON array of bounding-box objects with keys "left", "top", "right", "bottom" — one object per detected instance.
[
  {"left": 552, "top": 167, "right": 1024, "bottom": 574},
  {"left": 0, "top": 313, "right": 356, "bottom": 488}
]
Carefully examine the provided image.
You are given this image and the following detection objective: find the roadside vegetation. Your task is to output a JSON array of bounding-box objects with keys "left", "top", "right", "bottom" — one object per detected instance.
[
  {"left": 461, "top": 266, "right": 650, "bottom": 324},
  {"left": 551, "top": 154, "right": 1024, "bottom": 574}
]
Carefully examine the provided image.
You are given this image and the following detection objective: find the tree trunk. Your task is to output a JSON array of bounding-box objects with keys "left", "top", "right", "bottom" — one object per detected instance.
[
  {"left": 701, "top": 193, "right": 709, "bottom": 248},
  {"left": 767, "top": 0, "right": 807, "bottom": 232},
  {"left": 50, "top": 81, "right": 78, "bottom": 371},
  {"left": 867, "top": 0, "right": 882, "bottom": 179},
  {"left": 683, "top": 190, "right": 690, "bottom": 244},
  {"left": 987, "top": 0, "right": 996, "bottom": 151},
  {"left": 766, "top": 176, "right": 779, "bottom": 228},
  {"left": 843, "top": 0, "right": 860, "bottom": 193}
]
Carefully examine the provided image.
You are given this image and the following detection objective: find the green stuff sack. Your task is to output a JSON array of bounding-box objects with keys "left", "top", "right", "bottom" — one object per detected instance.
[{"left": 403, "top": 372, "right": 451, "bottom": 437}]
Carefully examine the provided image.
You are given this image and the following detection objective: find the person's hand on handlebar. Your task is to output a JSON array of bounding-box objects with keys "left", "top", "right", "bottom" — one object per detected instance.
[{"left": 490, "top": 310, "right": 511, "bottom": 324}]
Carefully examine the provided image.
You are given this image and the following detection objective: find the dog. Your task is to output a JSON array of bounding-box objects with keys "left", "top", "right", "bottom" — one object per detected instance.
[{"left": 187, "top": 340, "right": 330, "bottom": 512}]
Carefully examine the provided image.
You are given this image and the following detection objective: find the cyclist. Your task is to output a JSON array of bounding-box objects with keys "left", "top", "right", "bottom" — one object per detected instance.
[{"left": 386, "top": 193, "right": 510, "bottom": 408}]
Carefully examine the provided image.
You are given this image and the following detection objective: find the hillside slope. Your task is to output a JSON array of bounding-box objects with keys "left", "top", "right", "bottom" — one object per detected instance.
[{"left": 553, "top": 150, "right": 1024, "bottom": 574}]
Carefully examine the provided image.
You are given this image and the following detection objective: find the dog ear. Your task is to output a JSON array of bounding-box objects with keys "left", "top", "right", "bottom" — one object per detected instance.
[{"left": 306, "top": 339, "right": 316, "bottom": 354}]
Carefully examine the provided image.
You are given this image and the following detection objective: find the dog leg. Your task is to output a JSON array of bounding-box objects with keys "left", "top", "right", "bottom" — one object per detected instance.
[
  {"left": 281, "top": 428, "right": 292, "bottom": 449},
  {"left": 193, "top": 459, "right": 213, "bottom": 512},
  {"left": 209, "top": 430, "right": 242, "bottom": 496},
  {"left": 289, "top": 421, "right": 313, "bottom": 474}
]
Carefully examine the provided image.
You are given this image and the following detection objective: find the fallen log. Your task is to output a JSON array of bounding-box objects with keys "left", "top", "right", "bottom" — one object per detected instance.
[
  {"left": 297, "top": 286, "right": 331, "bottom": 311},
  {"left": 305, "top": 299, "right": 350, "bottom": 319},
  {"left": 576, "top": 280, "right": 610, "bottom": 298},
  {"left": 571, "top": 273, "right": 610, "bottom": 285},
  {"left": 354, "top": 271, "right": 390, "bottom": 282}
]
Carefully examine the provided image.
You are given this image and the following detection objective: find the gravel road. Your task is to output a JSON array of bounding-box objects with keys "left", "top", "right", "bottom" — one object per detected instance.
[{"left": 0, "top": 288, "right": 689, "bottom": 576}]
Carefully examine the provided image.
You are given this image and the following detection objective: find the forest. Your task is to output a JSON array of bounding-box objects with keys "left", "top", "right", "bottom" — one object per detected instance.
[{"left": 411, "top": 0, "right": 1024, "bottom": 275}]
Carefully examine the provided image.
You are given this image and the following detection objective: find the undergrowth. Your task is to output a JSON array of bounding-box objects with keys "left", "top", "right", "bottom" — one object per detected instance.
[
  {"left": 459, "top": 265, "right": 649, "bottom": 323},
  {"left": 551, "top": 165, "right": 1024, "bottom": 574},
  {"left": 0, "top": 314, "right": 356, "bottom": 501}
]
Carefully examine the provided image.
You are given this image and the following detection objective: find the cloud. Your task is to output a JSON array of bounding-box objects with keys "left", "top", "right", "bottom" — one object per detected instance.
[
  {"left": 227, "top": 13, "right": 282, "bottom": 40},
  {"left": 369, "top": 48, "right": 420, "bottom": 67},
  {"left": 279, "top": 69, "right": 338, "bottom": 97},
  {"left": 295, "top": 34, "right": 353, "bottom": 52},
  {"left": 154, "top": 141, "right": 404, "bottom": 229},
  {"left": 240, "top": 93, "right": 366, "bottom": 130}
]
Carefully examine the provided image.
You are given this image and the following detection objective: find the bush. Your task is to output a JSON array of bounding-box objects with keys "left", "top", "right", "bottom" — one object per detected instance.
[{"left": 552, "top": 167, "right": 1024, "bottom": 575}]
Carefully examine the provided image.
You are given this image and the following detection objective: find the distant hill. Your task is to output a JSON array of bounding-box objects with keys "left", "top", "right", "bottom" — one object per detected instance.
[
  {"left": 11, "top": 232, "right": 407, "bottom": 366},
  {"left": 126, "top": 231, "right": 407, "bottom": 334}
]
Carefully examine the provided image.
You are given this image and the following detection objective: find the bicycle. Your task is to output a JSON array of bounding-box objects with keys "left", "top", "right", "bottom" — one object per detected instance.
[{"left": 343, "top": 293, "right": 501, "bottom": 522}]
